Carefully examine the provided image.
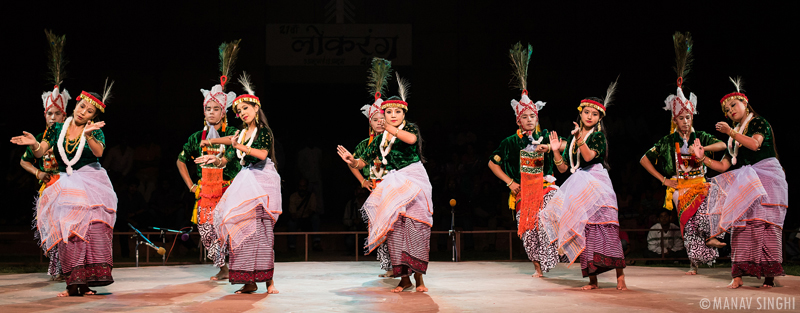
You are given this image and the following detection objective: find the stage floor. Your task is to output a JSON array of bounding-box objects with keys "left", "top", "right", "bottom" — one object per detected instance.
[{"left": 1, "top": 262, "right": 797, "bottom": 312}]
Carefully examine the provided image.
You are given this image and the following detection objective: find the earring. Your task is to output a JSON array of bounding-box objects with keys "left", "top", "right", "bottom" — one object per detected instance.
[{"left": 597, "top": 123, "right": 601, "bottom": 132}]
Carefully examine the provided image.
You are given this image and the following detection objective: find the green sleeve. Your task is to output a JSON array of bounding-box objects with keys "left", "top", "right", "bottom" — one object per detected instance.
[
  {"left": 90, "top": 129, "right": 106, "bottom": 147},
  {"left": 178, "top": 133, "right": 198, "bottom": 163},
  {"left": 490, "top": 137, "right": 511, "bottom": 165},
  {"left": 352, "top": 138, "right": 370, "bottom": 178},
  {"left": 644, "top": 136, "right": 665, "bottom": 164},
  {"left": 44, "top": 123, "right": 61, "bottom": 147},
  {"left": 21, "top": 133, "right": 45, "bottom": 164},
  {"left": 747, "top": 117, "right": 771, "bottom": 138},
  {"left": 586, "top": 131, "right": 606, "bottom": 158},
  {"left": 696, "top": 131, "right": 721, "bottom": 146}
]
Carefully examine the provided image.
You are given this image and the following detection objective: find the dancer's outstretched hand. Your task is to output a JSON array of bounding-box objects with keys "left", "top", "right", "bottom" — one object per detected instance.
[
  {"left": 229, "top": 130, "right": 241, "bottom": 149},
  {"left": 549, "top": 131, "right": 561, "bottom": 152},
  {"left": 690, "top": 138, "right": 705, "bottom": 159},
  {"left": 715, "top": 122, "right": 732, "bottom": 136},
  {"left": 10, "top": 131, "right": 37, "bottom": 146},
  {"left": 571, "top": 122, "right": 580, "bottom": 135},
  {"left": 195, "top": 155, "right": 219, "bottom": 165},
  {"left": 83, "top": 121, "right": 105, "bottom": 134},
  {"left": 337, "top": 145, "right": 356, "bottom": 165}
]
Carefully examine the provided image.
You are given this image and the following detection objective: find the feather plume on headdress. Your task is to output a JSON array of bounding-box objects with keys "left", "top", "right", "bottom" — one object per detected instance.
[
  {"left": 44, "top": 29, "right": 67, "bottom": 86},
  {"left": 729, "top": 76, "right": 744, "bottom": 93},
  {"left": 239, "top": 71, "right": 255, "bottom": 96},
  {"left": 101, "top": 78, "right": 114, "bottom": 105},
  {"left": 396, "top": 72, "right": 410, "bottom": 102},
  {"left": 218, "top": 39, "right": 242, "bottom": 91},
  {"left": 603, "top": 76, "right": 619, "bottom": 108},
  {"left": 672, "top": 32, "right": 693, "bottom": 85},
  {"left": 367, "top": 58, "right": 392, "bottom": 99},
  {"left": 509, "top": 42, "right": 532, "bottom": 92}
]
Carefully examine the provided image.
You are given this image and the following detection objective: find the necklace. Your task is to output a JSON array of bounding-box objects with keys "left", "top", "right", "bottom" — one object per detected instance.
[
  {"left": 727, "top": 113, "right": 753, "bottom": 165},
  {"left": 378, "top": 121, "right": 405, "bottom": 165},
  {"left": 236, "top": 126, "right": 258, "bottom": 165},
  {"left": 568, "top": 128, "right": 594, "bottom": 173},
  {"left": 57, "top": 117, "right": 87, "bottom": 175}
]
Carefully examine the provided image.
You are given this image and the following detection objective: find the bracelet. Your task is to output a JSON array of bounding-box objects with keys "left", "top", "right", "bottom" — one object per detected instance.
[
  {"left": 190, "top": 184, "right": 197, "bottom": 191},
  {"left": 215, "top": 158, "right": 222, "bottom": 167},
  {"left": 394, "top": 128, "right": 400, "bottom": 137},
  {"left": 349, "top": 159, "right": 360, "bottom": 169},
  {"left": 506, "top": 180, "right": 514, "bottom": 187},
  {"left": 246, "top": 147, "right": 252, "bottom": 155},
  {"left": 554, "top": 158, "right": 563, "bottom": 166},
  {"left": 33, "top": 142, "right": 42, "bottom": 152},
  {"left": 698, "top": 155, "right": 707, "bottom": 164},
  {"left": 361, "top": 178, "right": 368, "bottom": 185},
  {"left": 546, "top": 144, "right": 551, "bottom": 153},
  {"left": 34, "top": 169, "right": 40, "bottom": 178},
  {"left": 729, "top": 128, "right": 738, "bottom": 138},
  {"left": 662, "top": 177, "right": 667, "bottom": 186}
]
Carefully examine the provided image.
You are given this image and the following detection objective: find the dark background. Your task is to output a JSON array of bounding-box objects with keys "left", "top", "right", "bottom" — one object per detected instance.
[{"left": 2, "top": 1, "right": 796, "bottom": 258}]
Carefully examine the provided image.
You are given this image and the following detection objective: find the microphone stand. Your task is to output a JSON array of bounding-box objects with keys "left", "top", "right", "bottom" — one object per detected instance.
[{"left": 449, "top": 200, "right": 457, "bottom": 262}]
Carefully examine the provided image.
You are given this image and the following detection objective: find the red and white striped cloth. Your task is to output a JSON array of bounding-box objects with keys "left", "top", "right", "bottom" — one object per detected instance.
[
  {"left": 59, "top": 222, "right": 113, "bottom": 286},
  {"left": 388, "top": 216, "right": 430, "bottom": 277},
  {"left": 227, "top": 207, "right": 275, "bottom": 284},
  {"left": 730, "top": 219, "right": 784, "bottom": 278}
]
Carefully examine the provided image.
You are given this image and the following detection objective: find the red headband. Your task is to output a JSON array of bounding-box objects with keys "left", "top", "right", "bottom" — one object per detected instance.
[{"left": 78, "top": 91, "right": 105, "bottom": 113}]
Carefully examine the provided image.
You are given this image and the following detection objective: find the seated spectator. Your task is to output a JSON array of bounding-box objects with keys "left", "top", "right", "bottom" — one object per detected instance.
[{"left": 646, "top": 210, "right": 685, "bottom": 262}]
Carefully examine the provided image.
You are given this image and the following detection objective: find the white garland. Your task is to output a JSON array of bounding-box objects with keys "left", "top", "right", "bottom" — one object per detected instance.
[
  {"left": 57, "top": 117, "right": 87, "bottom": 176},
  {"left": 568, "top": 128, "right": 594, "bottom": 173},
  {"left": 378, "top": 121, "right": 406, "bottom": 165},
  {"left": 727, "top": 113, "right": 753, "bottom": 165},
  {"left": 236, "top": 127, "right": 258, "bottom": 165}
]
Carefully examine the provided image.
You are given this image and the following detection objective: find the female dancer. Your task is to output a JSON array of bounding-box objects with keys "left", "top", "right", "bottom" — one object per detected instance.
[
  {"left": 541, "top": 80, "right": 628, "bottom": 290},
  {"left": 20, "top": 30, "right": 70, "bottom": 281},
  {"left": 11, "top": 80, "right": 117, "bottom": 297},
  {"left": 348, "top": 58, "right": 391, "bottom": 277},
  {"left": 488, "top": 42, "right": 561, "bottom": 278},
  {"left": 639, "top": 32, "right": 726, "bottom": 275},
  {"left": 337, "top": 69, "right": 433, "bottom": 292},
  {"left": 691, "top": 77, "right": 787, "bottom": 288},
  {"left": 177, "top": 40, "right": 241, "bottom": 280},
  {"left": 206, "top": 73, "right": 281, "bottom": 294}
]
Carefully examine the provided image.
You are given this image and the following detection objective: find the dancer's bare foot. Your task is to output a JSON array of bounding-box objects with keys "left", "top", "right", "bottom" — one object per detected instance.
[
  {"left": 210, "top": 265, "right": 229, "bottom": 281},
  {"left": 686, "top": 263, "right": 698, "bottom": 275},
  {"left": 761, "top": 277, "right": 775, "bottom": 288},
  {"left": 391, "top": 277, "right": 413, "bottom": 293},
  {"left": 728, "top": 277, "right": 743, "bottom": 289},
  {"left": 532, "top": 261, "right": 544, "bottom": 278},
  {"left": 414, "top": 273, "right": 428, "bottom": 292},
  {"left": 706, "top": 238, "right": 727, "bottom": 249},
  {"left": 267, "top": 280, "right": 279, "bottom": 294},
  {"left": 57, "top": 285, "right": 79, "bottom": 297},
  {"left": 616, "top": 269, "right": 628, "bottom": 290},
  {"left": 582, "top": 276, "right": 598, "bottom": 290},
  {"left": 79, "top": 285, "right": 97, "bottom": 295},
  {"left": 235, "top": 283, "right": 258, "bottom": 294}
]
